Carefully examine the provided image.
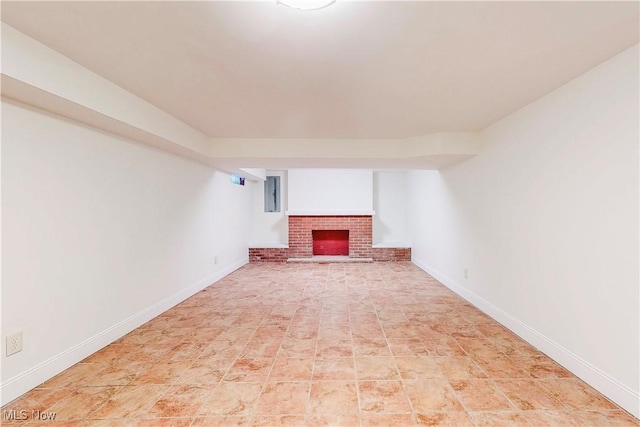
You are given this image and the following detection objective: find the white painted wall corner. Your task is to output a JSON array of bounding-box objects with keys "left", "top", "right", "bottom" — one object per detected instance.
[
  {"left": 0, "top": 257, "right": 248, "bottom": 406},
  {"left": 412, "top": 257, "right": 640, "bottom": 418}
]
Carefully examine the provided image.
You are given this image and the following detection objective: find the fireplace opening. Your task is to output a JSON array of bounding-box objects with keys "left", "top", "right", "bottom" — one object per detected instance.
[{"left": 312, "top": 230, "right": 349, "bottom": 256}]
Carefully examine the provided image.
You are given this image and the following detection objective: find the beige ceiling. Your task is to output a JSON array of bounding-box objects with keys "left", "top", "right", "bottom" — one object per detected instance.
[{"left": 1, "top": 1, "right": 639, "bottom": 140}]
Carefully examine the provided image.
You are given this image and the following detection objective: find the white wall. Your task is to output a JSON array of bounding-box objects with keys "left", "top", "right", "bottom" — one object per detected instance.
[
  {"left": 250, "top": 169, "right": 409, "bottom": 247},
  {"left": 373, "top": 171, "right": 408, "bottom": 247},
  {"left": 249, "top": 170, "right": 288, "bottom": 247},
  {"left": 1, "top": 101, "right": 252, "bottom": 404},
  {"left": 407, "top": 45, "right": 639, "bottom": 416},
  {"left": 287, "top": 169, "right": 373, "bottom": 214}
]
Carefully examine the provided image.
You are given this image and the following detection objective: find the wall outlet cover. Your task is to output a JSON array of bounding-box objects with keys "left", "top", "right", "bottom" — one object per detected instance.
[{"left": 7, "top": 332, "right": 23, "bottom": 356}]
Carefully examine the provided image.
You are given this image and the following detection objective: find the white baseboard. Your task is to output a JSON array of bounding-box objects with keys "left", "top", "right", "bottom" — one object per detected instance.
[
  {"left": 412, "top": 257, "right": 640, "bottom": 419},
  {"left": 0, "top": 257, "right": 248, "bottom": 406}
]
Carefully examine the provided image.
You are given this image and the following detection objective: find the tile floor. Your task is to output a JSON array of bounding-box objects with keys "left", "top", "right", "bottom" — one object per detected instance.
[{"left": 2, "top": 262, "right": 638, "bottom": 426}]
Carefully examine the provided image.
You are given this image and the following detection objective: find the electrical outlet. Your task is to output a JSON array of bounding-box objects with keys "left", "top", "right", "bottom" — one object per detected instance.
[
  {"left": 7, "top": 332, "right": 22, "bottom": 357},
  {"left": 213, "top": 256, "right": 218, "bottom": 264},
  {"left": 464, "top": 268, "right": 468, "bottom": 279}
]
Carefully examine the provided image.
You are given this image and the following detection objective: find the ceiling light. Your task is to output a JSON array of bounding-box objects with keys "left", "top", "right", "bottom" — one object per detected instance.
[{"left": 277, "top": 0, "right": 336, "bottom": 11}]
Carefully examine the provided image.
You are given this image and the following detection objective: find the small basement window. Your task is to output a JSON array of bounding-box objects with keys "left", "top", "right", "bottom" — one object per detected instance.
[
  {"left": 230, "top": 175, "right": 245, "bottom": 186},
  {"left": 264, "top": 176, "right": 281, "bottom": 212}
]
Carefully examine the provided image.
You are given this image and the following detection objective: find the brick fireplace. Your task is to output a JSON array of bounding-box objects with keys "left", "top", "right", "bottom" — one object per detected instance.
[
  {"left": 289, "top": 216, "right": 372, "bottom": 258},
  {"left": 249, "top": 214, "right": 411, "bottom": 262}
]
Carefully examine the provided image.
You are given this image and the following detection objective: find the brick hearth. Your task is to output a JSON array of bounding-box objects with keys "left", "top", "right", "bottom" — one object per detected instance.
[{"left": 249, "top": 215, "right": 411, "bottom": 262}]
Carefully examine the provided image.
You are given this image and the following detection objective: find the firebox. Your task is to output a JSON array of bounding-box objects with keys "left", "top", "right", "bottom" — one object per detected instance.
[{"left": 312, "top": 230, "right": 349, "bottom": 256}]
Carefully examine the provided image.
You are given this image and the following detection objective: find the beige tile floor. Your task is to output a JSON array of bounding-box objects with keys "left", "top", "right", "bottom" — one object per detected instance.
[{"left": 3, "top": 262, "right": 638, "bottom": 426}]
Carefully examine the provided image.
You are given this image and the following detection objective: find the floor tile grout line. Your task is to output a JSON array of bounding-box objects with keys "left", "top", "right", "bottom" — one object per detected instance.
[
  {"left": 202, "top": 270, "right": 278, "bottom": 424},
  {"left": 302, "top": 266, "right": 318, "bottom": 424},
  {"left": 370, "top": 273, "right": 418, "bottom": 423},
  {"left": 390, "top": 270, "right": 422, "bottom": 424},
  {"left": 243, "top": 268, "right": 301, "bottom": 423},
  {"left": 346, "top": 266, "right": 365, "bottom": 427}
]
